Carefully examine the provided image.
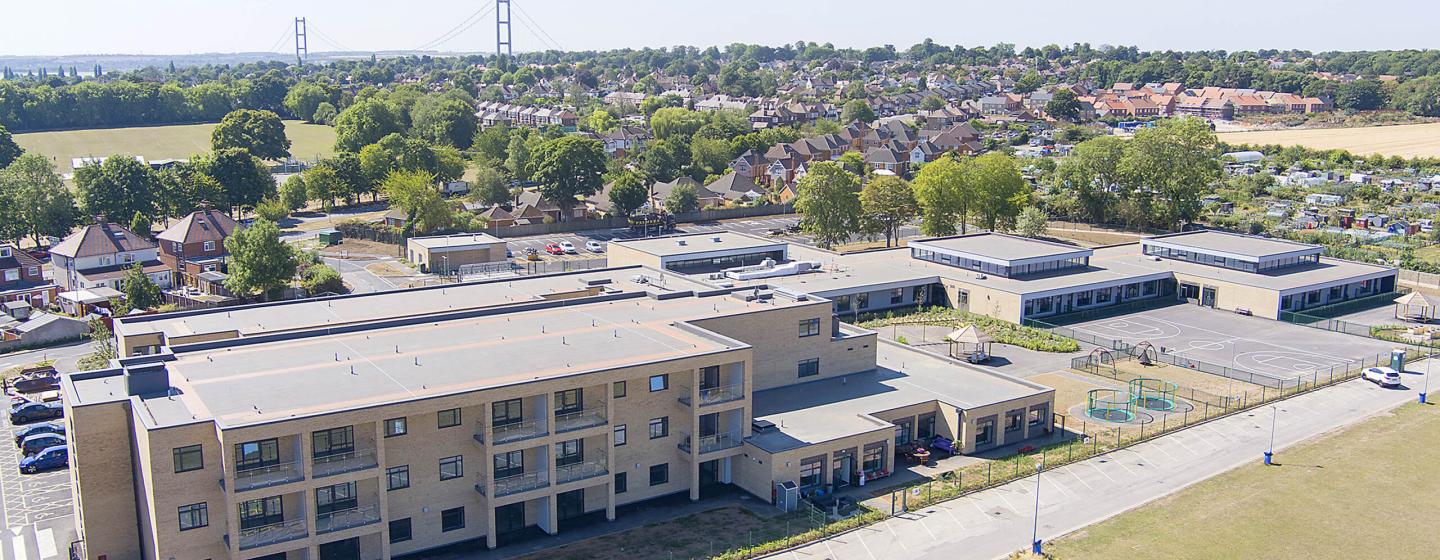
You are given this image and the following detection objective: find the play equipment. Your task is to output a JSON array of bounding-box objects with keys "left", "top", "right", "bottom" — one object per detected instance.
[
  {"left": 1086, "top": 388, "right": 1135, "bottom": 422},
  {"left": 1088, "top": 347, "right": 1118, "bottom": 374},
  {"left": 1130, "top": 341, "right": 1158, "bottom": 366},
  {"left": 1128, "top": 377, "right": 1179, "bottom": 411}
]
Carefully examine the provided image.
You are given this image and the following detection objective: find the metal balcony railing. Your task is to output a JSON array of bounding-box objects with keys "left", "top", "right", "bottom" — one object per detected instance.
[
  {"left": 491, "top": 418, "right": 549, "bottom": 445},
  {"left": 237, "top": 518, "right": 308, "bottom": 550},
  {"left": 313, "top": 449, "right": 378, "bottom": 478},
  {"left": 491, "top": 470, "right": 550, "bottom": 497},
  {"left": 232, "top": 461, "right": 303, "bottom": 492},
  {"left": 678, "top": 383, "right": 745, "bottom": 407},
  {"left": 315, "top": 504, "right": 381, "bottom": 534},
  {"left": 556, "top": 452, "right": 609, "bottom": 484},
  {"left": 554, "top": 406, "right": 607, "bottom": 433},
  {"left": 678, "top": 431, "right": 743, "bottom": 454}
]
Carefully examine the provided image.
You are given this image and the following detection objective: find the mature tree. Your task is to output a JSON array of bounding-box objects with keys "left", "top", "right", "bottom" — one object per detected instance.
[
  {"left": 1053, "top": 136, "right": 1125, "bottom": 223},
  {"left": 608, "top": 170, "right": 650, "bottom": 217},
  {"left": 689, "top": 137, "right": 732, "bottom": 181},
  {"left": 650, "top": 107, "right": 706, "bottom": 140},
  {"left": 794, "top": 162, "right": 861, "bottom": 249},
  {"left": 75, "top": 155, "right": 160, "bottom": 222},
  {"left": 312, "top": 102, "right": 339, "bottom": 125},
  {"left": 211, "top": 109, "right": 291, "bottom": 160},
  {"left": 302, "top": 263, "right": 345, "bottom": 295},
  {"left": 581, "top": 109, "right": 618, "bottom": 134},
  {"left": 969, "top": 152, "right": 1030, "bottom": 231},
  {"left": 332, "top": 98, "right": 402, "bottom": 152},
  {"left": 223, "top": 219, "right": 298, "bottom": 300},
  {"left": 0, "top": 154, "right": 76, "bottom": 246},
  {"left": 196, "top": 148, "right": 275, "bottom": 212},
  {"left": 505, "top": 135, "right": 533, "bottom": 181},
  {"left": 1014, "top": 71, "right": 1043, "bottom": 94},
  {"left": 283, "top": 82, "right": 330, "bottom": 122},
  {"left": 841, "top": 99, "right": 876, "bottom": 124},
  {"left": 531, "top": 136, "right": 606, "bottom": 221},
  {"left": 280, "top": 174, "right": 309, "bottom": 211},
  {"left": 664, "top": 183, "right": 700, "bottom": 214},
  {"left": 0, "top": 124, "right": 21, "bottom": 169},
  {"left": 639, "top": 138, "right": 689, "bottom": 183},
  {"left": 859, "top": 175, "right": 917, "bottom": 247},
  {"left": 837, "top": 151, "right": 867, "bottom": 176},
  {"left": 921, "top": 96, "right": 946, "bottom": 111},
  {"left": 156, "top": 161, "right": 228, "bottom": 220},
  {"left": 912, "top": 155, "right": 972, "bottom": 235},
  {"left": 304, "top": 166, "right": 345, "bottom": 211},
  {"left": 1015, "top": 206, "right": 1049, "bottom": 238},
  {"left": 381, "top": 170, "right": 452, "bottom": 235},
  {"left": 411, "top": 95, "right": 478, "bottom": 149},
  {"left": 1119, "top": 118, "right": 1220, "bottom": 230},
  {"left": 254, "top": 197, "right": 290, "bottom": 223},
  {"left": 470, "top": 164, "right": 512, "bottom": 207},
  {"left": 1335, "top": 79, "right": 1385, "bottom": 111},
  {"left": 129, "top": 211, "right": 152, "bottom": 238},
  {"left": 120, "top": 263, "right": 162, "bottom": 312},
  {"left": 472, "top": 125, "right": 511, "bottom": 163},
  {"left": 1045, "top": 89, "right": 1082, "bottom": 122}
]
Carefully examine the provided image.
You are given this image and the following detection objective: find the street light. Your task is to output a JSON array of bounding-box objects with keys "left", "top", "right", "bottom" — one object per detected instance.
[
  {"left": 1263, "top": 404, "right": 1278, "bottom": 466},
  {"left": 1422, "top": 350, "right": 1431, "bottom": 405},
  {"left": 1030, "top": 460, "right": 1044, "bottom": 554}
]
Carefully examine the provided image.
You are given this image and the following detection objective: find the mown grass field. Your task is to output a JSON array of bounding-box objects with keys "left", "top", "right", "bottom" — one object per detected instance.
[
  {"left": 1047, "top": 402, "right": 1440, "bottom": 560},
  {"left": 1217, "top": 122, "right": 1440, "bottom": 158},
  {"left": 14, "top": 120, "right": 336, "bottom": 173}
]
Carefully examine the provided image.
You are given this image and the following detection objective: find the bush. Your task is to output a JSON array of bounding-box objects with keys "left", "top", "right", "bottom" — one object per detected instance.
[
  {"left": 857, "top": 307, "right": 1079, "bottom": 353},
  {"left": 302, "top": 264, "right": 346, "bottom": 295},
  {"left": 254, "top": 197, "right": 290, "bottom": 223}
]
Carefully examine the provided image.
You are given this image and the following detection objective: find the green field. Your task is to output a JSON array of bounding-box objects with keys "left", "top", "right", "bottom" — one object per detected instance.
[
  {"left": 14, "top": 120, "right": 336, "bottom": 174},
  {"left": 1048, "top": 402, "right": 1440, "bottom": 560}
]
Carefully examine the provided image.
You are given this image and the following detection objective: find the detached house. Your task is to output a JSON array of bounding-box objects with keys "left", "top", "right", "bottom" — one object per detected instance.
[
  {"left": 50, "top": 221, "right": 172, "bottom": 292},
  {"left": 0, "top": 245, "right": 55, "bottom": 307},
  {"left": 157, "top": 208, "right": 241, "bottom": 292}
]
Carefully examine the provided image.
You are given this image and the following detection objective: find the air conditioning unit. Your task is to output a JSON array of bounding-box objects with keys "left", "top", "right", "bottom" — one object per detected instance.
[{"left": 974, "top": 273, "right": 987, "bottom": 280}]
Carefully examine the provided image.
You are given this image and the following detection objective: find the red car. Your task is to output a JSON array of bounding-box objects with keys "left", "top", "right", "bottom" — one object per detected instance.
[{"left": 544, "top": 243, "right": 566, "bottom": 255}]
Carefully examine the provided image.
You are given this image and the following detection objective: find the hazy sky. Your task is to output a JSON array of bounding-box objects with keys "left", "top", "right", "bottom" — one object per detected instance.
[{"left": 2, "top": 0, "right": 1437, "bottom": 56}]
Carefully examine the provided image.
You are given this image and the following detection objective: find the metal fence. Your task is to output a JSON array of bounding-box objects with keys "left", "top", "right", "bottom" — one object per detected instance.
[{"left": 1279, "top": 289, "right": 1403, "bottom": 322}]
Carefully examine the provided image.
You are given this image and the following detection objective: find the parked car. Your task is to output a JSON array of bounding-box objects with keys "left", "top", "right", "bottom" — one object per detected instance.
[
  {"left": 1362, "top": 366, "right": 1402, "bottom": 387},
  {"left": 14, "top": 422, "right": 65, "bottom": 447},
  {"left": 544, "top": 243, "right": 565, "bottom": 255},
  {"left": 10, "top": 401, "right": 63, "bottom": 424},
  {"left": 585, "top": 240, "right": 604, "bottom": 253},
  {"left": 19, "top": 445, "right": 67, "bottom": 474},
  {"left": 20, "top": 433, "right": 66, "bottom": 457},
  {"left": 558, "top": 241, "right": 577, "bottom": 254}
]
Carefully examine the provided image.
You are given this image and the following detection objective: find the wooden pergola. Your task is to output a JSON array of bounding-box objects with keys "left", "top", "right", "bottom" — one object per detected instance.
[
  {"left": 945, "top": 325, "right": 994, "bottom": 360},
  {"left": 1394, "top": 291, "right": 1437, "bottom": 323}
]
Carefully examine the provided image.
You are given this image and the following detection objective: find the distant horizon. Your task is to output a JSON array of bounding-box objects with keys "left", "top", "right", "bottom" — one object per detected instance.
[{"left": 1, "top": 0, "right": 1435, "bottom": 59}]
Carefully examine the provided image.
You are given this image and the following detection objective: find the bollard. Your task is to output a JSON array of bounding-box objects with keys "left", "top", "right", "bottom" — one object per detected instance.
[
  {"left": 1263, "top": 451, "right": 1273, "bottom": 466},
  {"left": 1421, "top": 392, "right": 1428, "bottom": 404}
]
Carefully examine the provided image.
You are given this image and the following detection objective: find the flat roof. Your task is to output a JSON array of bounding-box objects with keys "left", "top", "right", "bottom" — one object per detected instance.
[
  {"left": 748, "top": 342, "right": 1052, "bottom": 453},
  {"left": 610, "top": 232, "right": 786, "bottom": 259},
  {"left": 910, "top": 233, "right": 1092, "bottom": 266},
  {"left": 407, "top": 233, "right": 505, "bottom": 249},
  {"left": 1142, "top": 231, "right": 1322, "bottom": 262}
]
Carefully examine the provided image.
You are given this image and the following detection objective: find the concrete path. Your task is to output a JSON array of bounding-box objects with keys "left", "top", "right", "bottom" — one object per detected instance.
[{"left": 771, "top": 360, "right": 1436, "bottom": 560}]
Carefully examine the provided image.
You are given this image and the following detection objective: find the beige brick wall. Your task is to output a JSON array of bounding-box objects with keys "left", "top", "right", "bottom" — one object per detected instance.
[
  {"left": 939, "top": 278, "right": 1023, "bottom": 322},
  {"left": 691, "top": 301, "right": 877, "bottom": 391},
  {"left": 66, "top": 401, "right": 143, "bottom": 560},
  {"left": 1172, "top": 273, "right": 1282, "bottom": 319},
  {"left": 603, "top": 243, "right": 662, "bottom": 270}
]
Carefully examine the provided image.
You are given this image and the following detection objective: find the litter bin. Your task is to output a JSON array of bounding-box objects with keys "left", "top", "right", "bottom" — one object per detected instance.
[{"left": 1391, "top": 349, "right": 1406, "bottom": 372}]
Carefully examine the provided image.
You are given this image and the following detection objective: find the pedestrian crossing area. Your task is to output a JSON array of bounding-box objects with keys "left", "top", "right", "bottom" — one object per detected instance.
[{"left": 2, "top": 521, "right": 68, "bottom": 560}]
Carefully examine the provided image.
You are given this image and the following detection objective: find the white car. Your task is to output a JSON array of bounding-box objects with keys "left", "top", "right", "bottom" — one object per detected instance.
[
  {"left": 1361, "top": 366, "right": 1402, "bottom": 387},
  {"left": 557, "top": 241, "right": 577, "bottom": 254},
  {"left": 585, "top": 240, "right": 604, "bottom": 253}
]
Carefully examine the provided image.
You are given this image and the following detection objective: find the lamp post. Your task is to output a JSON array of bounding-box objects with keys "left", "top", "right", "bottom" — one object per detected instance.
[
  {"left": 1422, "top": 350, "right": 1431, "bottom": 405},
  {"left": 1263, "top": 405, "right": 1278, "bottom": 466},
  {"left": 1030, "top": 461, "right": 1044, "bottom": 554}
]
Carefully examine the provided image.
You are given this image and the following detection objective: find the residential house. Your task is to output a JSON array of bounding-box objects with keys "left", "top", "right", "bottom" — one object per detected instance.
[
  {"left": 0, "top": 245, "right": 55, "bottom": 307},
  {"left": 157, "top": 208, "right": 240, "bottom": 292},
  {"left": 50, "top": 221, "right": 172, "bottom": 292},
  {"left": 603, "top": 126, "right": 651, "bottom": 158}
]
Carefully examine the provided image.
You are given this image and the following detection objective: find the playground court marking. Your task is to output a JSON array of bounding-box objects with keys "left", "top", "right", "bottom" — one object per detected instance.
[{"left": 1073, "top": 312, "right": 1357, "bottom": 379}]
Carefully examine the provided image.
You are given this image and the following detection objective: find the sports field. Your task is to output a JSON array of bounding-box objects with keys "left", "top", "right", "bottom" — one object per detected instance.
[
  {"left": 1217, "top": 122, "right": 1440, "bottom": 158},
  {"left": 1046, "top": 402, "right": 1440, "bottom": 560},
  {"left": 13, "top": 120, "right": 336, "bottom": 173}
]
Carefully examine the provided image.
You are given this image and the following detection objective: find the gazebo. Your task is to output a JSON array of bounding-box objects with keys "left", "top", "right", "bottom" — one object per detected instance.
[
  {"left": 945, "top": 325, "right": 994, "bottom": 363},
  {"left": 1394, "top": 291, "right": 1437, "bottom": 323}
]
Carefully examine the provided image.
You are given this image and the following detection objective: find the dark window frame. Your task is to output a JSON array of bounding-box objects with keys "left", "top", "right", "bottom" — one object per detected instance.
[
  {"left": 437, "top": 408, "right": 462, "bottom": 429},
  {"left": 178, "top": 502, "right": 208, "bottom": 531},
  {"left": 441, "top": 506, "right": 465, "bottom": 532},
  {"left": 649, "top": 463, "right": 669, "bottom": 486},
  {"left": 649, "top": 374, "right": 669, "bottom": 392},
  {"left": 173, "top": 444, "right": 203, "bottom": 473},
  {"left": 648, "top": 417, "right": 669, "bottom": 439},
  {"left": 384, "top": 417, "right": 407, "bottom": 438},
  {"left": 439, "top": 455, "right": 464, "bottom": 480},
  {"left": 798, "top": 318, "right": 821, "bottom": 337},
  {"left": 389, "top": 518, "right": 412, "bottom": 543},
  {"left": 311, "top": 426, "right": 354, "bottom": 459},
  {"left": 614, "top": 472, "right": 628, "bottom": 494},
  {"left": 386, "top": 465, "right": 410, "bottom": 491},
  {"left": 613, "top": 381, "right": 627, "bottom": 399},
  {"left": 798, "top": 358, "right": 820, "bottom": 378}
]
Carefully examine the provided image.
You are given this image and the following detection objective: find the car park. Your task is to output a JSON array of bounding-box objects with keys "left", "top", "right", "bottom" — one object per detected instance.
[
  {"left": 1361, "top": 366, "right": 1402, "bottom": 387},
  {"left": 14, "top": 421, "right": 65, "bottom": 447},
  {"left": 19, "top": 445, "right": 67, "bottom": 474},
  {"left": 558, "top": 241, "right": 577, "bottom": 254},
  {"left": 20, "top": 433, "right": 66, "bottom": 457},
  {"left": 585, "top": 240, "right": 604, "bottom": 253},
  {"left": 10, "top": 401, "right": 63, "bottom": 424}
]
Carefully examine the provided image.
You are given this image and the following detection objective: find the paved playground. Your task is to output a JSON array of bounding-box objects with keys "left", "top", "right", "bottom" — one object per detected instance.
[{"left": 1065, "top": 305, "right": 1400, "bottom": 385}]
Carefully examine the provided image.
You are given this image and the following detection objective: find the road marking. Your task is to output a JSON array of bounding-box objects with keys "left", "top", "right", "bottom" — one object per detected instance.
[
  {"left": 35, "top": 528, "right": 54, "bottom": 558},
  {"left": 1060, "top": 467, "right": 1094, "bottom": 491},
  {"left": 941, "top": 503, "right": 967, "bottom": 529},
  {"left": 10, "top": 526, "right": 28, "bottom": 560},
  {"left": 1085, "top": 461, "right": 1117, "bottom": 482}
]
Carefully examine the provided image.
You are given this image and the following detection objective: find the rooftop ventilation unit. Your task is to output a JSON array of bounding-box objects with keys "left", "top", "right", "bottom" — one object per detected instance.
[
  {"left": 677, "top": 239, "right": 687, "bottom": 246},
  {"left": 713, "top": 236, "right": 722, "bottom": 243}
]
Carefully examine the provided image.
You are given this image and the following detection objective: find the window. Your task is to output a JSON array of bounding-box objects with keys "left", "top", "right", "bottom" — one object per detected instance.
[
  {"left": 389, "top": 518, "right": 412, "bottom": 543},
  {"left": 437, "top": 408, "right": 461, "bottom": 429},
  {"left": 554, "top": 388, "right": 582, "bottom": 415},
  {"left": 894, "top": 419, "right": 913, "bottom": 445},
  {"left": 203, "top": 240, "right": 215, "bottom": 252},
  {"left": 799, "top": 457, "right": 823, "bottom": 489},
  {"left": 173, "top": 445, "right": 203, "bottom": 473},
  {"left": 613, "top": 381, "right": 627, "bottom": 398},
  {"left": 555, "top": 439, "right": 583, "bottom": 466},
  {"left": 441, "top": 507, "right": 465, "bottom": 532},
  {"left": 312, "top": 426, "right": 354, "bottom": 458},
  {"left": 797, "top": 358, "right": 820, "bottom": 378},
  {"left": 178, "top": 503, "right": 208, "bottom": 531},
  {"left": 493, "top": 398, "right": 522, "bottom": 427},
  {"left": 1005, "top": 410, "right": 1023, "bottom": 432},
  {"left": 976, "top": 419, "right": 995, "bottom": 446},
  {"left": 890, "top": 288, "right": 904, "bottom": 305},
  {"left": 834, "top": 295, "right": 851, "bottom": 312},
  {"left": 1028, "top": 405, "right": 1047, "bottom": 427},
  {"left": 798, "top": 318, "right": 821, "bottom": 337},
  {"left": 649, "top": 374, "right": 669, "bottom": 392},
  {"left": 26, "top": 266, "right": 38, "bottom": 277},
  {"left": 438, "top": 455, "right": 464, "bottom": 480},
  {"left": 387, "top": 465, "right": 410, "bottom": 491},
  {"left": 917, "top": 413, "right": 937, "bottom": 440},
  {"left": 499, "top": 443, "right": 538, "bottom": 478},
  {"left": 316, "top": 482, "right": 357, "bottom": 514},
  {"left": 238, "top": 496, "right": 283, "bottom": 530},
  {"left": 649, "top": 417, "right": 669, "bottom": 439},
  {"left": 856, "top": 292, "right": 870, "bottom": 309},
  {"left": 614, "top": 472, "right": 627, "bottom": 494},
  {"left": 383, "top": 417, "right": 407, "bottom": 438},
  {"left": 862, "top": 445, "right": 884, "bottom": 473},
  {"left": 2, "top": 270, "right": 16, "bottom": 282},
  {"left": 649, "top": 463, "right": 669, "bottom": 486},
  {"left": 614, "top": 424, "right": 627, "bottom": 446},
  {"left": 234, "top": 439, "right": 278, "bottom": 471}
]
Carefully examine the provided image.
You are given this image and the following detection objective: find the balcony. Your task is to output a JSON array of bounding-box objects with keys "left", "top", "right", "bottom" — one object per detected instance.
[
  {"left": 237, "top": 518, "right": 308, "bottom": 550},
  {"left": 554, "top": 406, "right": 607, "bottom": 434},
  {"left": 678, "top": 384, "right": 745, "bottom": 407},
  {"left": 313, "top": 449, "right": 378, "bottom": 479},
  {"left": 677, "top": 431, "right": 743, "bottom": 455},
  {"left": 232, "top": 461, "right": 304, "bottom": 492},
  {"left": 315, "top": 504, "right": 381, "bottom": 535},
  {"left": 491, "top": 419, "right": 549, "bottom": 445},
  {"left": 556, "top": 452, "right": 609, "bottom": 484},
  {"left": 480, "top": 470, "right": 550, "bottom": 497}
]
